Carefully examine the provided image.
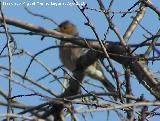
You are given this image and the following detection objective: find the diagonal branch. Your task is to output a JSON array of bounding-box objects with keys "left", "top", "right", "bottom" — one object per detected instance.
[
  {"left": 123, "top": 3, "right": 146, "bottom": 42},
  {"left": 0, "top": 16, "right": 160, "bottom": 100}
]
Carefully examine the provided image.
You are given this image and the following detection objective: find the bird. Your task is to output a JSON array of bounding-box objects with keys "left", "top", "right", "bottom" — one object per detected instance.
[{"left": 56, "top": 21, "right": 117, "bottom": 99}]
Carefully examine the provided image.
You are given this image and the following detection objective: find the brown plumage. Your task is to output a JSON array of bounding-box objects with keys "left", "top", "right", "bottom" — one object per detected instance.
[{"left": 57, "top": 21, "right": 117, "bottom": 99}]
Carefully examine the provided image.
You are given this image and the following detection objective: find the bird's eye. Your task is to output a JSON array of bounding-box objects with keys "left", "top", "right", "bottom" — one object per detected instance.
[{"left": 63, "top": 26, "right": 66, "bottom": 30}]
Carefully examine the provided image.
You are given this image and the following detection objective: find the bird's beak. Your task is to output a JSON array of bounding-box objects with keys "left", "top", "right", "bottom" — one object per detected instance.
[{"left": 54, "top": 27, "right": 60, "bottom": 32}]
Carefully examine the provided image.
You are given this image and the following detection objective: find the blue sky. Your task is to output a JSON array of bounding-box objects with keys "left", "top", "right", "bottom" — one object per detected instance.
[{"left": 0, "top": 0, "right": 160, "bottom": 121}]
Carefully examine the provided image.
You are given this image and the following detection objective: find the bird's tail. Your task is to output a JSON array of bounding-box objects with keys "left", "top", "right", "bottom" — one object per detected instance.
[
  {"left": 85, "top": 65, "right": 117, "bottom": 100},
  {"left": 100, "top": 75, "right": 117, "bottom": 100}
]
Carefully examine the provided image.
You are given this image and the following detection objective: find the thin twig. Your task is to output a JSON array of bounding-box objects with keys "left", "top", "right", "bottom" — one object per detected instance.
[
  {"left": 0, "top": 3, "right": 13, "bottom": 121},
  {"left": 24, "top": 6, "right": 58, "bottom": 26}
]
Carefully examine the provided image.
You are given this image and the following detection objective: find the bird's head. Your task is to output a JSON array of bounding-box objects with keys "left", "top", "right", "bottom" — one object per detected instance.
[{"left": 55, "top": 21, "right": 79, "bottom": 36}]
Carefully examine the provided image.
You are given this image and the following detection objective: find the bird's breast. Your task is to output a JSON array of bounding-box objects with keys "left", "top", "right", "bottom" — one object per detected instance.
[{"left": 59, "top": 42, "right": 82, "bottom": 71}]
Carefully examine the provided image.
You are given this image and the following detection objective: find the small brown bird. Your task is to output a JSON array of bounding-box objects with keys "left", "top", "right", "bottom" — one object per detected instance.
[{"left": 57, "top": 21, "right": 116, "bottom": 98}]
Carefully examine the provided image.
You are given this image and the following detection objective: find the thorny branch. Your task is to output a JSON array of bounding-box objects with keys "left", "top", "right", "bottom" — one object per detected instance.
[{"left": 0, "top": 1, "right": 160, "bottom": 121}]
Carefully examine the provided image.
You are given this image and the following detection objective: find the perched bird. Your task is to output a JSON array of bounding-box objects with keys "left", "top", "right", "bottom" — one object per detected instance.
[{"left": 57, "top": 21, "right": 117, "bottom": 98}]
